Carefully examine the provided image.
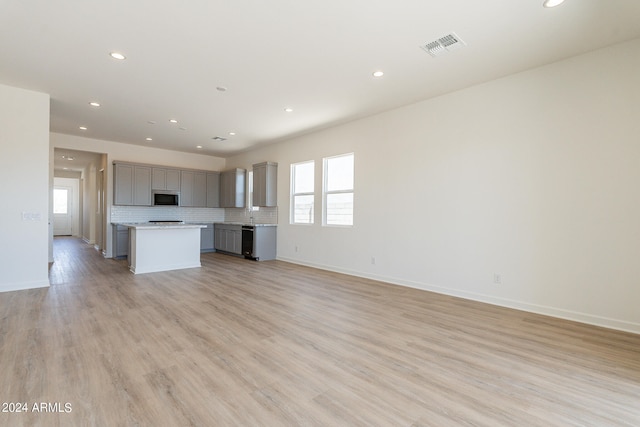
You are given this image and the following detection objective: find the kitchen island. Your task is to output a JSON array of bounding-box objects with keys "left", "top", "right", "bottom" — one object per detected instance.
[{"left": 117, "top": 222, "right": 206, "bottom": 274}]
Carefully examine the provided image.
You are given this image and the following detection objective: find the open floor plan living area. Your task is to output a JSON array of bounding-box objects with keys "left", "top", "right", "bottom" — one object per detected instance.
[{"left": 2, "top": 1, "right": 640, "bottom": 425}]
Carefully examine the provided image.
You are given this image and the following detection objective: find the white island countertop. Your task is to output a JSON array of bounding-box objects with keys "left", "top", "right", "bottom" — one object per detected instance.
[
  {"left": 213, "top": 222, "right": 277, "bottom": 227},
  {"left": 115, "top": 222, "right": 207, "bottom": 230}
]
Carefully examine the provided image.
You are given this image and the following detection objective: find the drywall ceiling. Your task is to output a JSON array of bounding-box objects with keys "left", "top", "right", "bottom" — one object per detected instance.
[
  {"left": 1, "top": 0, "right": 639, "bottom": 158},
  {"left": 53, "top": 148, "right": 102, "bottom": 174}
]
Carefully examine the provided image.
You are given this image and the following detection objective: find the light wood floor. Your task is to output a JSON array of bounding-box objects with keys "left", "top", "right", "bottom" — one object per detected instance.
[{"left": 1, "top": 237, "right": 639, "bottom": 426}]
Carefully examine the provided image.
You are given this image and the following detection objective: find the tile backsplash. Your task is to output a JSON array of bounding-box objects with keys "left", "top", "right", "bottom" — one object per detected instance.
[
  {"left": 110, "top": 205, "right": 278, "bottom": 224},
  {"left": 224, "top": 207, "right": 278, "bottom": 224},
  {"left": 111, "top": 206, "right": 225, "bottom": 223}
]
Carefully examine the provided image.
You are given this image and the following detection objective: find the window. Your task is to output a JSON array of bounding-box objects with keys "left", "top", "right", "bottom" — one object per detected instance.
[
  {"left": 53, "top": 188, "right": 68, "bottom": 214},
  {"left": 323, "top": 153, "right": 354, "bottom": 226},
  {"left": 291, "top": 161, "right": 314, "bottom": 224}
]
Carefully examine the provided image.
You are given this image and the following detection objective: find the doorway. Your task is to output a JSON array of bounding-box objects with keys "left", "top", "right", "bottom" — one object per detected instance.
[
  {"left": 53, "top": 185, "right": 73, "bottom": 235},
  {"left": 53, "top": 177, "right": 80, "bottom": 237}
]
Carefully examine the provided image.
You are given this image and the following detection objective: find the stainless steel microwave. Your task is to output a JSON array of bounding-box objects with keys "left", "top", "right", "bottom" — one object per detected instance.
[{"left": 153, "top": 191, "right": 179, "bottom": 206}]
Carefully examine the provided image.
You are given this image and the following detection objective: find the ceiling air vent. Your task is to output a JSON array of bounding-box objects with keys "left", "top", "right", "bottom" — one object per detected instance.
[
  {"left": 212, "top": 136, "right": 227, "bottom": 142},
  {"left": 421, "top": 32, "right": 466, "bottom": 57}
]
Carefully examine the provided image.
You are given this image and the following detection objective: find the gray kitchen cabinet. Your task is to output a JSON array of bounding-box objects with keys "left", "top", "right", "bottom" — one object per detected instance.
[
  {"left": 152, "top": 167, "right": 181, "bottom": 191},
  {"left": 133, "top": 166, "right": 152, "bottom": 205},
  {"left": 112, "top": 225, "right": 129, "bottom": 259},
  {"left": 214, "top": 226, "right": 223, "bottom": 251},
  {"left": 180, "top": 171, "right": 194, "bottom": 206},
  {"left": 220, "top": 168, "right": 246, "bottom": 208},
  {"left": 252, "top": 162, "right": 277, "bottom": 207},
  {"left": 181, "top": 170, "right": 207, "bottom": 207},
  {"left": 233, "top": 229, "right": 242, "bottom": 253},
  {"left": 193, "top": 172, "right": 207, "bottom": 207},
  {"left": 214, "top": 223, "right": 242, "bottom": 255},
  {"left": 200, "top": 223, "right": 215, "bottom": 253},
  {"left": 116, "top": 161, "right": 222, "bottom": 207},
  {"left": 114, "top": 163, "right": 151, "bottom": 206},
  {"left": 114, "top": 163, "right": 134, "bottom": 205},
  {"left": 253, "top": 226, "right": 277, "bottom": 261},
  {"left": 206, "top": 172, "right": 220, "bottom": 208}
]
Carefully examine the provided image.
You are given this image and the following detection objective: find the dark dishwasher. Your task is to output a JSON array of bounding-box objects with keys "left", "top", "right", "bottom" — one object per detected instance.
[{"left": 242, "top": 225, "right": 256, "bottom": 260}]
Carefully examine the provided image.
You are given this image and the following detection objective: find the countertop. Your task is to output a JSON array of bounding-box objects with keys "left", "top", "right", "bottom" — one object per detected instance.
[
  {"left": 112, "top": 222, "right": 277, "bottom": 228},
  {"left": 213, "top": 222, "right": 277, "bottom": 227},
  {"left": 112, "top": 222, "right": 206, "bottom": 230}
]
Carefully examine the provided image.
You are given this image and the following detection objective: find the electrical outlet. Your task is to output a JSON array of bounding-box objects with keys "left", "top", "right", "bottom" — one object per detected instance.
[{"left": 493, "top": 273, "right": 502, "bottom": 284}]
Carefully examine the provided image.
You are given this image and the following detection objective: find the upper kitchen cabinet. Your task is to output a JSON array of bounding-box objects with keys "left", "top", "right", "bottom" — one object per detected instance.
[
  {"left": 252, "top": 162, "right": 277, "bottom": 207},
  {"left": 206, "top": 172, "right": 220, "bottom": 208},
  {"left": 220, "top": 168, "right": 246, "bottom": 208},
  {"left": 114, "top": 162, "right": 152, "bottom": 206},
  {"left": 181, "top": 170, "right": 207, "bottom": 207},
  {"left": 152, "top": 167, "right": 181, "bottom": 191}
]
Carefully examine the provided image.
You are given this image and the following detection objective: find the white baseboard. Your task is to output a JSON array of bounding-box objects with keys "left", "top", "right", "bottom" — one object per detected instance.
[
  {"left": 277, "top": 256, "right": 640, "bottom": 335},
  {"left": 81, "top": 237, "right": 95, "bottom": 245},
  {"left": 0, "top": 279, "right": 50, "bottom": 293},
  {"left": 130, "top": 263, "right": 201, "bottom": 275}
]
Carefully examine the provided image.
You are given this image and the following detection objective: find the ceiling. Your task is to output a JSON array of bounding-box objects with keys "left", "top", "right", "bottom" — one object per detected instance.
[
  {"left": 2, "top": 1, "right": 640, "bottom": 163},
  {"left": 53, "top": 148, "right": 102, "bottom": 174}
]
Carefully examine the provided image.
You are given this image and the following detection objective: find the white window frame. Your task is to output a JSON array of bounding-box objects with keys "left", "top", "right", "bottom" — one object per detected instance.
[
  {"left": 322, "top": 153, "right": 354, "bottom": 227},
  {"left": 290, "top": 160, "right": 315, "bottom": 225}
]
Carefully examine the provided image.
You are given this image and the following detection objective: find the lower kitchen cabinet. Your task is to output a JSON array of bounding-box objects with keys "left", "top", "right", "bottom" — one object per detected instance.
[
  {"left": 200, "top": 223, "right": 215, "bottom": 253},
  {"left": 112, "top": 225, "right": 129, "bottom": 259},
  {"left": 214, "top": 223, "right": 277, "bottom": 260},
  {"left": 250, "top": 226, "right": 277, "bottom": 261},
  {"left": 214, "top": 224, "right": 242, "bottom": 255}
]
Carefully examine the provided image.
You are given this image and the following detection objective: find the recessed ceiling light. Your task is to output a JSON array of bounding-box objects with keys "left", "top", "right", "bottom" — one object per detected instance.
[
  {"left": 229, "top": 132, "right": 236, "bottom": 136},
  {"left": 285, "top": 108, "right": 293, "bottom": 113},
  {"left": 372, "top": 71, "right": 384, "bottom": 77},
  {"left": 67, "top": 156, "right": 74, "bottom": 161},
  {"left": 169, "top": 119, "right": 178, "bottom": 123},
  {"left": 89, "top": 102, "right": 101, "bottom": 107},
  {"left": 79, "top": 126, "right": 87, "bottom": 130},
  {"left": 109, "top": 52, "right": 126, "bottom": 60},
  {"left": 196, "top": 145, "right": 203, "bottom": 149},
  {"left": 145, "top": 137, "right": 153, "bottom": 141},
  {"left": 63, "top": 167, "right": 68, "bottom": 170},
  {"left": 543, "top": 0, "right": 565, "bottom": 7}
]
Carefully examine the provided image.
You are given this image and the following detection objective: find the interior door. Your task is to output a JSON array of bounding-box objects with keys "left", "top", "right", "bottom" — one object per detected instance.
[{"left": 53, "top": 186, "right": 73, "bottom": 236}]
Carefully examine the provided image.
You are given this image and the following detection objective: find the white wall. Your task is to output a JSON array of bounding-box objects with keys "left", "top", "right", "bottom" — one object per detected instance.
[
  {"left": 50, "top": 133, "right": 226, "bottom": 257},
  {"left": 227, "top": 38, "right": 640, "bottom": 333},
  {"left": 83, "top": 167, "right": 93, "bottom": 243},
  {"left": 0, "top": 84, "right": 50, "bottom": 292}
]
